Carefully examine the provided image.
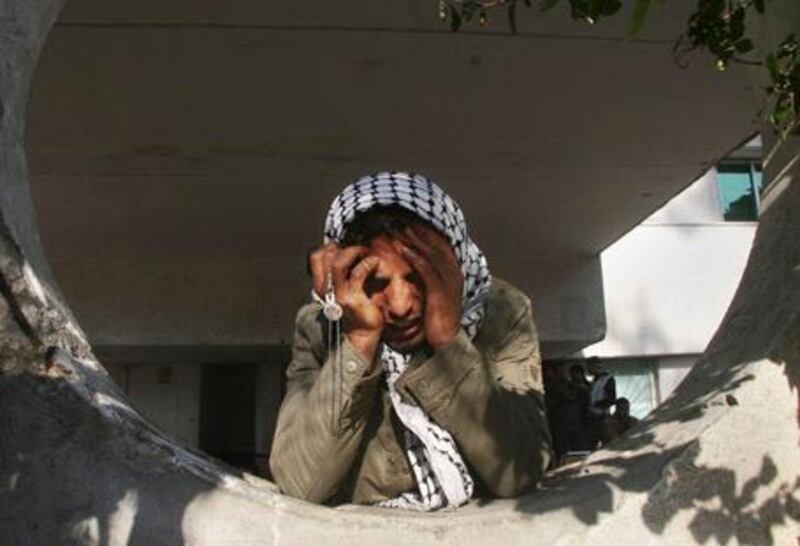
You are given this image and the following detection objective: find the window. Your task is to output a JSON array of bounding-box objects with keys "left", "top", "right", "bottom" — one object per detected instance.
[
  {"left": 716, "top": 162, "right": 764, "bottom": 221},
  {"left": 603, "top": 359, "right": 657, "bottom": 419}
]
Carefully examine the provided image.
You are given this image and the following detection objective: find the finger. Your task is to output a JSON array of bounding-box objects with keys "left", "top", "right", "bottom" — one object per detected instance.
[
  {"left": 400, "top": 227, "right": 450, "bottom": 280},
  {"left": 305, "top": 246, "right": 317, "bottom": 276},
  {"left": 401, "top": 225, "right": 435, "bottom": 254},
  {"left": 409, "top": 224, "right": 461, "bottom": 276},
  {"left": 408, "top": 224, "right": 455, "bottom": 263},
  {"left": 395, "top": 240, "right": 437, "bottom": 282},
  {"left": 349, "top": 255, "right": 380, "bottom": 293},
  {"left": 309, "top": 243, "right": 338, "bottom": 297},
  {"left": 332, "top": 246, "right": 369, "bottom": 298},
  {"left": 395, "top": 228, "right": 436, "bottom": 272}
]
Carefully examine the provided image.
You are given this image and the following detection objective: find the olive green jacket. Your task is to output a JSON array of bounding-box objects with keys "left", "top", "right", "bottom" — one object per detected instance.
[{"left": 269, "top": 277, "right": 552, "bottom": 505}]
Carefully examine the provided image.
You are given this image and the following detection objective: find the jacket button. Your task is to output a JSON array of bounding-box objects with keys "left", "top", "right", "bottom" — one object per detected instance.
[{"left": 345, "top": 360, "right": 358, "bottom": 373}]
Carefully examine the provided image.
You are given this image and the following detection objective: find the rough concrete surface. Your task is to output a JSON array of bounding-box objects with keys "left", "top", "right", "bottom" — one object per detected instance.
[{"left": 1, "top": 0, "right": 799, "bottom": 545}]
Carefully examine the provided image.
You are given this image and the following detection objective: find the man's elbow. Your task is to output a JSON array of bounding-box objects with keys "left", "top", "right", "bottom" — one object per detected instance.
[
  {"left": 269, "top": 451, "right": 325, "bottom": 503},
  {"left": 485, "top": 451, "right": 551, "bottom": 498}
]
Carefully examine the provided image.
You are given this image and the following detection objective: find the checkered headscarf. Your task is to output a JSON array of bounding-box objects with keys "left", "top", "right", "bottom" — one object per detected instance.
[
  {"left": 322, "top": 171, "right": 491, "bottom": 511},
  {"left": 323, "top": 171, "right": 492, "bottom": 337}
]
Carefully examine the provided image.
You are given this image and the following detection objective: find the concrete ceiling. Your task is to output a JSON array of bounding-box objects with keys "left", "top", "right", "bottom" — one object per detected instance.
[{"left": 24, "top": 0, "right": 758, "bottom": 354}]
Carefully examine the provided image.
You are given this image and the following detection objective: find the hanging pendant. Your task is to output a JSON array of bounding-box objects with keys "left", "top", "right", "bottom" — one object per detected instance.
[
  {"left": 322, "top": 269, "right": 343, "bottom": 321},
  {"left": 323, "top": 294, "right": 343, "bottom": 322}
]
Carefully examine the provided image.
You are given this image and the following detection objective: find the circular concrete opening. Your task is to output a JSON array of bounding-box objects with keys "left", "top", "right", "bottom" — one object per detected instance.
[{"left": 2, "top": 1, "right": 799, "bottom": 544}]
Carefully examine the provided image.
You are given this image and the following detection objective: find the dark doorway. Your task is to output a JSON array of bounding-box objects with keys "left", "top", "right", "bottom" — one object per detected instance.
[{"left": 199, "top": 363, "right": 257, "bottom": 472}]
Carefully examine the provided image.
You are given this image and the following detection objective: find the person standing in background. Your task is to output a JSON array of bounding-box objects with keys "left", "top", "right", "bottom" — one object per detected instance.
[{"left": 587, "top": 357, "right": 616, "bottom": 447}]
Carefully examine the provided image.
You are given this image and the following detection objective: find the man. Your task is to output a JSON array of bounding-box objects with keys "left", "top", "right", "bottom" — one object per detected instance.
[
  {"left": 549, "top": 364, "right": 594, "bottom": 462},
  {"left": 270, "top": 172, "right": 552, "bottom": 510},
  {"left": 587, "top": 356, "right": 616, "bottom": 446},
  {"left": 604, "top": 397, "right": 640, "bottom": 443}
]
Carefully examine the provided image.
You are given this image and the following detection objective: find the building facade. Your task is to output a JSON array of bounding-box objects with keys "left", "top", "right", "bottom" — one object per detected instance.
[{"left": 573, "top": 138, "right": 763, "bottom": 418}]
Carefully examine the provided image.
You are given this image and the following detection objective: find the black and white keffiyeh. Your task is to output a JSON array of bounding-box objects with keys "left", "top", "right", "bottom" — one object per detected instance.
[{"left": 321, "top": 172, "right": 492, "bottom": 511}]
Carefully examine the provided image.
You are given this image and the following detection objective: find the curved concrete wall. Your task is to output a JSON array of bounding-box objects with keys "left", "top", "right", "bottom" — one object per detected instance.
[{"left": 0, "top": 1, "right": 798, "bottom": 545}]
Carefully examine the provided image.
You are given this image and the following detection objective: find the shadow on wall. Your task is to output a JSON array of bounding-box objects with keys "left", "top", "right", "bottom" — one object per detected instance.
[
  {"left": 0, "top": 349, "right": 243, "bottom": 546},
  {"left": 4, "top": 305, "right": 799, "bottom": 545},
  {"left": 642, "top": 447, "right": 800, "bottom": 544},
  {"left": 510, "top": 161, "right": 800, "bottom": 540},
  {"left": 507, "top": 357, "right": 800, "bottom": 542},
  {"left": 498, "top": 172, "right": 800, "bottom": 540},
  {"left": 448, "top": 288, "right": 800, "bottom": 543},
  {"left": 771, "top": 312, "right": 800, "bottom": 428}
]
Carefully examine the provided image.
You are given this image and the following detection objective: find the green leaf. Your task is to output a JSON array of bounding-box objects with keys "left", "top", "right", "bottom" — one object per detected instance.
[
  {"left": 766, "top": 53, "right": 779, "bottom": 80},
  {"left": 628, "top": 0, "right": 651, "bottom": 37}
]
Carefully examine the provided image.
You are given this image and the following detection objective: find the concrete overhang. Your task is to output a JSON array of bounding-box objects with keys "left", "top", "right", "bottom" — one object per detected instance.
[{"left": 24, "top": 0, "right": 758, "bottom": 357}]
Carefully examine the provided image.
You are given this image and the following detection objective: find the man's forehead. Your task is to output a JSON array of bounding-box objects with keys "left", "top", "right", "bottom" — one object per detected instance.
[{"left": 367, "top": 235, "right": 412, "bottom": 275}]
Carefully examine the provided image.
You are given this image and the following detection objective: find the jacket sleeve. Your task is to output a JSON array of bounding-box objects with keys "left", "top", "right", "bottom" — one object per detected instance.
[
  {"left": 269, "top": 304, "right": 383, "bottom": 503},
  {"left": 605, "top": 376, "right": 617, "bottom": 404},
  {"left": 393, "top": 299, "right": 553, "bottom": 498}
]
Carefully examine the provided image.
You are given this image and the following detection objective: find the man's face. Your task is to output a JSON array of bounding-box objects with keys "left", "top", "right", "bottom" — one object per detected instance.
[{"left": 363, "top": 233, "right": 427, "bottom": 352}]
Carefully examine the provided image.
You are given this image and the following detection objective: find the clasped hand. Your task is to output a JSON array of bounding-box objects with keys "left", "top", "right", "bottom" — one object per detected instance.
[{"left": 308, "top": 224, "right": 463, "bottom": 361}]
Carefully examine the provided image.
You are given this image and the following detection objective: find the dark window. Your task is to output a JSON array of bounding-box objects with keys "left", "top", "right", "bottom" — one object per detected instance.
[
  {"left": 199, "top": 363, "right": 257, "bottom": 472},
  {"left": 716, "top": 162, "right": 763, "bottom": 221}
]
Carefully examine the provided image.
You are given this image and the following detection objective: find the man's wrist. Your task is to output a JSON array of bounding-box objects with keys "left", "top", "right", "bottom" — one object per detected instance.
[
  {"left": 345, "top": 330, "right": 381, "bottom": 366},
  {"left": 426, "top": 321, "right": 461, "bottom": 349}
]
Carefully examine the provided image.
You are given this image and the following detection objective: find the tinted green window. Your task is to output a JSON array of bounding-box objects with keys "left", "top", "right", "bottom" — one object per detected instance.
[
  {"left": 717, "top": 162, "right": 762, "bottom": 221},
  {"left": 604, "top": 360, "right": 656, "bottom": 419}
]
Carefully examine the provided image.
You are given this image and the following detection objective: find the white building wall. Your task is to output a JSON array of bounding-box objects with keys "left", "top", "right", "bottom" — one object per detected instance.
[
  {"left": 584, "top": 170, "right": 757, "bottom": 360},
  {"left": 588, "top": 223, "right": 756, "bottom": 357},
  {"left": 578, "top": 168, "right": 758, "bottom": 404}
]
